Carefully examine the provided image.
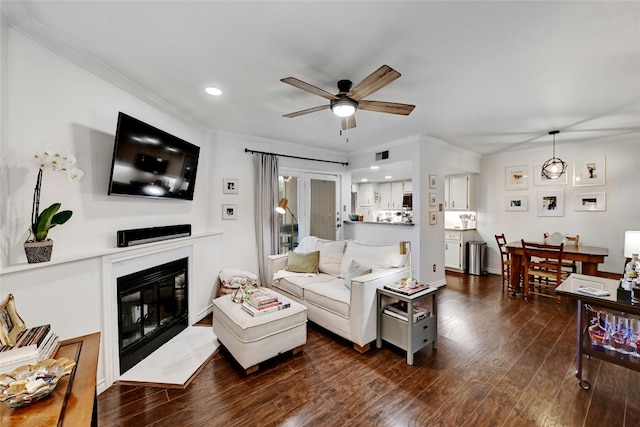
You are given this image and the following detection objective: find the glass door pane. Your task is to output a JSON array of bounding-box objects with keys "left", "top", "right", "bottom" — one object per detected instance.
[
  {"left": 307, "top": 173, "right": 340, "bottom": 241},
  {"left": 278, "top": 175, "right": 299, "bottom": 253}
]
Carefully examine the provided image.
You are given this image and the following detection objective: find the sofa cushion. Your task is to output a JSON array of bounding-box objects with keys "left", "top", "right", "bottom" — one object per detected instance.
[
  {"left": 339, "top": 240, "right": 403, "bottom": 277},
  {"left": 274, "top": 273, "right": 336, "bottom": 299},
  {"left": 344, "top": 260, "right": 372, "bottom": 290},
  {"left": 287, "top": 251, "right": 320, "bottom": 274},
  {"left": 304, "top": 279, "right": 350, "bottom": 318},
  {"left": 315, "top": 239, "right": 346, "bottom": 276}
]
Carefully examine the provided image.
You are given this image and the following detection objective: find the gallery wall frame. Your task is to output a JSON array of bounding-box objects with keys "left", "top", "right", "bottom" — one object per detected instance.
[
  {"left": 429, "top": 211, "right": 437, "bottom": 225},
  {"left": 223, "top": 178, "right": 239, "bottom": 194},
  {"left": 573, "top": 155, "right": 605, "bottom": 186},
  {"left": 533, "top": 165, "right": 568, "bottom": 186},
  {"left": 505, "top": 165, "right": 528, "bottom": 190},
  {"left": 574, "top": 192, "right": 606, "bottom": 212},
  {"left": 505, "top": 195, "right": 528, "bottom": 212},
  {"left": 428, "top": 192, "right": 437, "bottom": 207},
  {"left": 536, "top": 190, "right": 564, "bottom": 217},
  {"left": 429, "top": 175, "right": 437, "bottom": 189},
  {"left": 222, "top": 204, "right": 238, "bottom": 219}
]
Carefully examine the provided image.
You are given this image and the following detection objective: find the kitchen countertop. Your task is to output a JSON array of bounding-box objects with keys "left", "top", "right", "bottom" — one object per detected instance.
[{"left": 445, "top": 227, "right": 476, "bottom": 231}]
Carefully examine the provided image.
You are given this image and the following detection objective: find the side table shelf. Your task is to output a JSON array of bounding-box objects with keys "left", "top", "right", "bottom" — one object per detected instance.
[
  {"left": 376, "top": 285, "right": 438, "bottom": 365},
  {"left": 1, "top": 332, "right": 100, "bottom": 426}
]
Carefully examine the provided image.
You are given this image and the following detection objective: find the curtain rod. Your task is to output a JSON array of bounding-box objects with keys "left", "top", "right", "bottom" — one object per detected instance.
[{"left": 244, "top": 148, "right": 348, "bottom": 166}]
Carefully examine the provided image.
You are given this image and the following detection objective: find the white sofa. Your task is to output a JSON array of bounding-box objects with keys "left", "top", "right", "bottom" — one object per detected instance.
[{"left": 266, "top": 237, "right": 409, "bottom": 352}]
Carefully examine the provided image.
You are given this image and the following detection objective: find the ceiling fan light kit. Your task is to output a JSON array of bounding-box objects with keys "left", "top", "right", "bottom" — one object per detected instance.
[
  {"left": 541, "top": 130, "right": 567, "bottom": 179},
  {"left": 281, "top": 65, "right": 415, "bottom": 132}
]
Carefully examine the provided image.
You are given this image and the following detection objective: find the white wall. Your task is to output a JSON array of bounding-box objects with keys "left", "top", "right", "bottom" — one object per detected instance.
[{"left": 477, "top": 134, "right": 640, "bottom": 275}]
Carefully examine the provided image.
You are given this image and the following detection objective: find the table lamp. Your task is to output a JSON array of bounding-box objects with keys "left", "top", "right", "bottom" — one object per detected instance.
[
  {"left": 624, "top": 231, "right": 640, "bottom": 258},
  {"left": 399, "top": 241, "right": 417, "bottom": 288}
]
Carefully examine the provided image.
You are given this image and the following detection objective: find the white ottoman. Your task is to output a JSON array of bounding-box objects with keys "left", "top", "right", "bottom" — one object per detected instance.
[{"left": 212, "top": 291, "right": 307, "bottom": 374}]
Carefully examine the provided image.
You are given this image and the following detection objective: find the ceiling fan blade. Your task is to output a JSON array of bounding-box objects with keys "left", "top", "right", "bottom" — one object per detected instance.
[
  {"left": 341, "top": 115, "right": 356, "bottom": 130},
  {"left": 283, "top": 105, "right": 329, "bottom": 118},
  {"left": 281, "top": 77, "right": 339, "bottom": 101},
  {"left": 358, "top": 100, "right": 415, "bottom": 115},
  {"left": 348, "top": 65, "right": 401, "bottom": 100}
]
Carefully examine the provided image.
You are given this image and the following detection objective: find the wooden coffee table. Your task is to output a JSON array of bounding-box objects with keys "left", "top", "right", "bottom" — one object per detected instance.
[{"left": 1, "top": 332, "right": 100, "bottom": 426}]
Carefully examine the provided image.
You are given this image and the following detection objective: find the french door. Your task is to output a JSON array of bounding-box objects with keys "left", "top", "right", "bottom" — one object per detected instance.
[{"left": 278, "top": 171, "right": 341, "bottom": 252}]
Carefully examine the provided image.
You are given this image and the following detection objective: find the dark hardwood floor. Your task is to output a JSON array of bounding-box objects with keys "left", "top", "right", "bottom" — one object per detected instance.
[{"left": 98, "top": 272, "right": 640, "bottom": 426}]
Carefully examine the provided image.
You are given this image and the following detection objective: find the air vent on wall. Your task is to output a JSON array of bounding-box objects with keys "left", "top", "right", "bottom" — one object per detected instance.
[{"left": 375, "top": 150, "right": 389, "bottom": 161}]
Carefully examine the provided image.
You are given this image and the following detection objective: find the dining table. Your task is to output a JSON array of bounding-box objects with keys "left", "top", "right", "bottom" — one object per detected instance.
[{"left": 505, "top": 240, "right": 609, "bottom": 293}]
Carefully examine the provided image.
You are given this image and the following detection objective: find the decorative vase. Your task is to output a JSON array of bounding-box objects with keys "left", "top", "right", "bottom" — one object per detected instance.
[{"left": 24, "top": 240, "right": 53, "bottom": 263}]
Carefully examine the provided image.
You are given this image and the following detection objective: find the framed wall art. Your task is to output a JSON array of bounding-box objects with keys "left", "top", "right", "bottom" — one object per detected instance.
[
  {"left": 223, "top": 178, "right": 239, "bottom": 194},
  {"left": 573, "top": 155, "right": 605, "bottom": 186},
  {"left": 574, "top": 192, "right": 606, "bottom": 212},
  {"left": 222, "top": 204, "right": 238, "bottom": 219},
  {"left": 536, "top": 190, "right": 564, "bottom": 217},
  {"left": 429, "top": 175, "right": 437, "bottom": 189},
  {"left": 429, "top": 211, "right": 437, "bottom": 225},
  {"left": 505, "top": 165, "right": 528, "bottom": 190},
  {"left": 505, "top": 195, "right": 528, "bottom": 212},
  {"left": 533, "top": 165, "right": 567, "bottom": 186},
  {"left": 428, "top": 192, "right": 437, "bottom": 207}
]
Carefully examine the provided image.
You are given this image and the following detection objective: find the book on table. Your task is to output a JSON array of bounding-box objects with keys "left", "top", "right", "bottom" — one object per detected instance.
[
  {"left": 242, "top": 297, "right": 291, "bottom": 316},
  {"left": 0, "top": 324, "right": 59, "bottom": 374},
  {"left": 246, "top": 288, "right": 279, "bottom": 308},
  {"left": 384, "top": 282, "right": 429, "bottom": 295}
]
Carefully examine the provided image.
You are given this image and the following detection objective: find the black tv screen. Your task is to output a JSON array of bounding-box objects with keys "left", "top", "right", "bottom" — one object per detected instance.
[{"left": 108, "top": 112, "right": 200, "bottom": 200}]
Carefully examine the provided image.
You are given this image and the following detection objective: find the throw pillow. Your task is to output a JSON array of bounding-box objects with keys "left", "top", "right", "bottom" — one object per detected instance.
[
  {"left": 316, "top": 239, "right": 346, "bottom": 276},
  {"left": 286, "top": 251, "right": 320, "bottom": 274},
  {"left": 344, "top": 260, "right": 372, "bottom": 290}
]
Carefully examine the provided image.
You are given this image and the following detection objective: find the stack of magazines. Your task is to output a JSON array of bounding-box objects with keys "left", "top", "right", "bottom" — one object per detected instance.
[
  {"left": 242, "top": 289, "right": 291, "bottom": 316},
  {"left": 383, "top": 282, "right": 428, "bottom": 295},
  {"left": 383, "top": 301, "right": 429, "bottom": 323},
  {"left": 0, "top": 324, "right": 59, "bottom": 374}
]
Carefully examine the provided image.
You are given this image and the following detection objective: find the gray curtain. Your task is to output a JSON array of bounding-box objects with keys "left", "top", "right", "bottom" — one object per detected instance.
[{"left": 253, "top": 153, "right": 279, "bottom": 286}]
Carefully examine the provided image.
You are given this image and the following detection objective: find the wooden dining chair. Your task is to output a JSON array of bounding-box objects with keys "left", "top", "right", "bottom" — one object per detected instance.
[
  {"left": 544, "top": 232, "right": 579, "bottom": 273},
  {"left": 521, "top": 239, "right": 569, "bottom": 302},
  {"left": 495, "top": 234, "right": 513, "bottom": 291}
]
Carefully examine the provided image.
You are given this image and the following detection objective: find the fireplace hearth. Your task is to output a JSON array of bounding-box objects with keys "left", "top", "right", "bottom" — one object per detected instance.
[{"left": 117, "top": 257, "right": 188, "bottom": 374}]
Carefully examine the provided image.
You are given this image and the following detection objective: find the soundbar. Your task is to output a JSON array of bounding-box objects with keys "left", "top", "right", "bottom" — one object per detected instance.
[{"left": 117, "top": 224, "right": 192, "bottom": 247}]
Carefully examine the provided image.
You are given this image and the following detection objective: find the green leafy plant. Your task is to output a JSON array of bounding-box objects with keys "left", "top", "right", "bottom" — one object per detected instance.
[{"left": 28, "top": 150, "right": 83, "bottom": 242}]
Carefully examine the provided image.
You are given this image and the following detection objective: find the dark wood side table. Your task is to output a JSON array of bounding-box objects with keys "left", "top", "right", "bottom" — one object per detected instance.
[{"left": 0, "top": 332, "right": 101, "bottom": 426}]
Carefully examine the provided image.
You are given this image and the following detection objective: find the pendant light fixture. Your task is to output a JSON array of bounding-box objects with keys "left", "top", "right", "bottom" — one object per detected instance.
[{"left": 541, "top": 130, "right": 567, "bottom": 179}]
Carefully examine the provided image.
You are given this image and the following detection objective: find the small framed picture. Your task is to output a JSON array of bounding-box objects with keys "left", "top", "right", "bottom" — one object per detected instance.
[
  {"left": 429, "top": 211, "right": 437, "bottom": 225},
  {"left": 0, "top": 294, "right": 26, "bottom": 346},
  {"left": 536, "top": 190, "right": 564, "bottom": 217},
  {"left": 223, "top": 178, "right": 239, "bottom": 194},
  {"left": 505, "top": 165, "right": 528, "bottom": 190},
  {"left": 429, "top": 175, "right": 437, "bottom": 189},
  {"left": 574, "top": 155, "right": 605, "bottom": 186},
  {"left": 222, "top": 204, "right": 238, "bottom": 220},
  {"left": 574, "top": 192, "right": 606, "bottom": 212},
  {"left": 428, "top": 192, "right": 437, "bottom": 207},
  {"left": 533, "top": 165, "right": 567, "bottom": 186},
  {"left": 505, "top": 195, "right": 528, "bottom": 212}
]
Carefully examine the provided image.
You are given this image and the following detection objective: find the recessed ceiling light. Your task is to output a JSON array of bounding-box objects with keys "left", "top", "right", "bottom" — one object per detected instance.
[
  {"left": 370, "top": 166, "right": 379, "bottom": 170},
  {"left": 361, "top": 178, "right": 368, "bottom": 182},
  {"left": 385, "top": 176, "right": 392, "bottom": 179},
  {"left": 205, "top": 87, "right": 222, "bottom": 96}
]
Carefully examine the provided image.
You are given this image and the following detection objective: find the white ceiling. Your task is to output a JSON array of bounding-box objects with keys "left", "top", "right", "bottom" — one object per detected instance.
[{"left": 4, "top": 1, "right": 640, "bottom": 156}]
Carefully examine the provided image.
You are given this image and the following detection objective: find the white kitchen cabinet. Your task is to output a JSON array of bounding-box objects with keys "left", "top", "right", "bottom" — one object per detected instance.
[
  {"left": 444, "top": 231, "right": 464, "bottom": 272},
  {"left": 359, "top": 183, "right": 375, "bottom": 206},
  {"left": 403, "top": 180, "right": 413, "bottom": 193},
  {"left": 391, "top": 181, "right": 404, "bottom": 209},
  {"left": 444, "top": 174, "right": 475, "bottom": 211},
  {"left": 358, "top": 206, "right": 373, "bottom": 222},
  {"left": 378, "top": 182, "right": 391, "bottom": 208}
]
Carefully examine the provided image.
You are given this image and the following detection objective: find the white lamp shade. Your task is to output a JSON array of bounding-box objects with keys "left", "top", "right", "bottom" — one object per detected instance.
[{"left": 624, "top": 231, "right": 640, "bottom": 258}]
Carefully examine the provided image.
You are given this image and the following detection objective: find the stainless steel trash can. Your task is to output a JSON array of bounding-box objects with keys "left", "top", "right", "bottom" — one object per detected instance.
[{"left": 467, "top": 241, "right": 486, "bottom": 276}]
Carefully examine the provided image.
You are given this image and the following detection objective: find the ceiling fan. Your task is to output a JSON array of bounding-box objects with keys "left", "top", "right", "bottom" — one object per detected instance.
[{"left": 281, "top": 65, "right": 415, "bottom": 130}]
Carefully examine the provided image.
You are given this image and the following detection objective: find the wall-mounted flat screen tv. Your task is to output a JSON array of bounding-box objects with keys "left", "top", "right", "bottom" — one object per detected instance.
[{"left": 108, "top": 112, "right": 200, "bottom": 200}]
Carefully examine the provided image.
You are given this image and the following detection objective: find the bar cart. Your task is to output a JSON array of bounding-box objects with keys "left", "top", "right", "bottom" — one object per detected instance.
[{"left": 556, "top": 274, "right": 640, "bottom": 390}]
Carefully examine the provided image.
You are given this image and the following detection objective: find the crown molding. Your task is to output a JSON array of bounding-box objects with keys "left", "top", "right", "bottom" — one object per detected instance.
[{"left": 7, "top": 15, "right": 208, "bottom": 133}]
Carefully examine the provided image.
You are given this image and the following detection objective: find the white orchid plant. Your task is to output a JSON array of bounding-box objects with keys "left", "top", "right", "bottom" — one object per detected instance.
[{"left": 28, "top": 149, "right": 84, "bottom": 242}]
